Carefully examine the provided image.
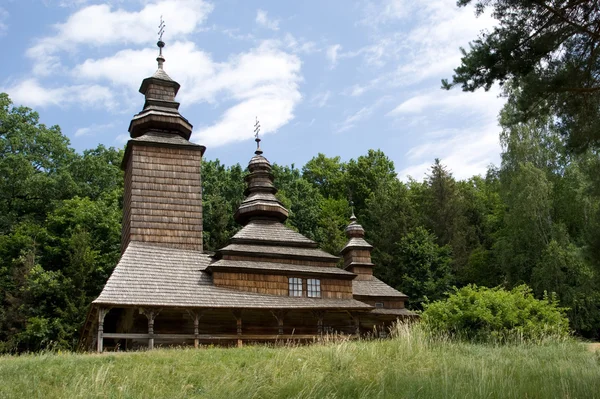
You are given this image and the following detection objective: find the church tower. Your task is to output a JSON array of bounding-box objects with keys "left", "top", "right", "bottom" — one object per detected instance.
[{"left": 121, "top": 38, "right": 206, "bottom": 252}]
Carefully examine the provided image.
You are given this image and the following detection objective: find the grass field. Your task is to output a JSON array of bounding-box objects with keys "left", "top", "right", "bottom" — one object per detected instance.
[{"left": 1, "top": 327, "right": 599, "bottom": 398}]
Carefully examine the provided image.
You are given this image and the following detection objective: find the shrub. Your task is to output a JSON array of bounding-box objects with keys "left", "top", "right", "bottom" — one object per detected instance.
[{"left": 421, "top": 284, "right": 570, "bottom": 342}]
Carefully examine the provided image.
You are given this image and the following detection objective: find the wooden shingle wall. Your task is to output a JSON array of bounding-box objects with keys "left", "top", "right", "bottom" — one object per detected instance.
[
  {"left": 356, "top": 299, "right": 405, "bottom": 309},
  {"left": 343, "top": 249, "right": 372, "bottom": 267},
  {"left": 122, "top": 143, "right": 203, "bottom": 251},
  {"left": 349, "top": 265, "right": 373, "bottom": 275},
  {"left": 213, "top": 271, "right": 354, "bottom": 299},
  {"left": 222, "top": 255, "right": 335, "bottom": 268}
]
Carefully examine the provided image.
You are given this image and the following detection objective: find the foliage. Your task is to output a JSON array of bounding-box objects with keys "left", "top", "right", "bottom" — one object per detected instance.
[
  {"left": 393, "top": 227, "right": 453, "bottom": 309},
  {"left": 201, "top": 160, "right": 244, "bottom": 251},
  {"left": 444, "top": 0, "right": 600, "bottom": 151},
  {"left": 422, "top": 284, "right": 570, "bottom": 342},
  {"left": 2, "top": 90, "right": 600, "bottom": 351}
]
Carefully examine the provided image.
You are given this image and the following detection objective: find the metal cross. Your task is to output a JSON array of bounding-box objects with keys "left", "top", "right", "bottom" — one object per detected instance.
[
  {"left": 254, "top": 117, "right": 261, "bottom": 139},
  {"left": 158, "top": 16, "right": 166, "bottom": 42}
]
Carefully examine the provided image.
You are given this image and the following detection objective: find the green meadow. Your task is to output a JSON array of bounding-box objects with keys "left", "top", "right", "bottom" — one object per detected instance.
[{"left": 1, "top": 328, "right": 599, "bottom": 399}]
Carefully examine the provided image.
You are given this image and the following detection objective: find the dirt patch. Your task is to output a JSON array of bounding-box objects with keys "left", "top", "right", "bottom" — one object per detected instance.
[{"left": 587, "top": 343, "right": 600, "bottom": 352}]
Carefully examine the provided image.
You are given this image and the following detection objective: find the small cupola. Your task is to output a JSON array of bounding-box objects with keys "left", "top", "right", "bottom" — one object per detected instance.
[
  {"left": 340, "top": 210, "right": 374, "bottom": 275},
  {"left": 128, "top": 38, "right": 193, "bottom": 140},
  {"left": 234, "top": 133, "right": 289, "bottom": 225}
]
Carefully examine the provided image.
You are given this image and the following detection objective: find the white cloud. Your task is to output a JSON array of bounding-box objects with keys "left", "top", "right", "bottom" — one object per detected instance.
[
  {"left": 74, "top": 122, "right": 115, "bottom": 137},
  {"left": 4, "top": 78, "right": 114, "bottom": 109},
  {"left": 70, "top": 39, "right": 303, "bottom": 147},
  {"left": 391, "top": 87, "right": 504, "bottom": 181},
  {"left": 361, "top": 0, "right": 416, "bottom": 26},
  {"left": 283, "top": 33, "right": 318, "bottom": 54},
  {"left": 335, "top": 96, "right": 390, "bottom": 133},
  {"left": 326, "top": 44, "right": 341, "bottom": 70},
  {"left": 388, "top": 89, "right": 502, "bottom": 117},
  {"left": 346, "top": 0, "right": 496, "bottom": 96},
  {"left": 0, "top": 7, "right": 8, "bottom": 36},
  {"left": 311, "top": 91, "right": 331, "bottom": 108},
  {"left": 397, "top": 123, "right": 500, "bottom": 181},
  {"left": 27, "top": 0, "right": 213, "bottom": 76},
  {"left": 255, "top": 9, "right": 279, "bottom": 31}
]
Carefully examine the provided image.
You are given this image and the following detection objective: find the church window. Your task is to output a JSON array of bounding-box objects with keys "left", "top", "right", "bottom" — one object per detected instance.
[
  {"left": 375, "top": 302, "right": 384, "bottom": 308},
  {"left": 289, "top": 277, "right": 303, "bottom": 297},
  {"left": 307, "top": 279, "right": 321, "bottom": 298}
]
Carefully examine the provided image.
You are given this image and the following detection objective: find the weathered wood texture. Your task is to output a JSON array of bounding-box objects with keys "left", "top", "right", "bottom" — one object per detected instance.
[
  {"left": 122, "top": 144, "right": 203, "bottom": 252},
  {"left": 213, "top": 272, "right": 353, "bottom": 299},
  {"left": 356, "top": 299, "right": 405, "bottom": 309},
  {"left": 222, "top": 254, "right": 335, "bottom": 268},
  {"left": 349, "top": 265, "right": 373, "bottom": 276},
  {"left": 343, "top": 249, "right": 372, "bottom": 267},
  {"left": 146, "top": 83, "right": 175, "bottom": 101}
]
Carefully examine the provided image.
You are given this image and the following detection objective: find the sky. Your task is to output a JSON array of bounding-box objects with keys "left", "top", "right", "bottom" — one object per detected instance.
[{"left": 0, "top": 0, "right": 505, "bottom": 181}]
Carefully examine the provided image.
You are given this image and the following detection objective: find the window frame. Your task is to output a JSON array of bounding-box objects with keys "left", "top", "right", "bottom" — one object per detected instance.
[
  {"left": 288, "top": 277, "right": 303, "bottom": 297},
  {"left": 306, "top": 278, "right": 322, "bottom": 298}
]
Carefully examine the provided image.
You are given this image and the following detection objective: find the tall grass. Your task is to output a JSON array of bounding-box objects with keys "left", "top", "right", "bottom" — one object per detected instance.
[{"left": 1, "top": 325, "right": 599, "bottom": 398}]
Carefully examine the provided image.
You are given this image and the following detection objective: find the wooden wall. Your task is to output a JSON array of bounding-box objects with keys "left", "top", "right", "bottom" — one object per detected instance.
[
  {"left": 212, "top": 271, "right": 354, "bottom": 299},
  {"left": 343, "top": 249, "right": 372, "bottom": 267},
  {"left": 348, "top": 265, "right": 373, "bottom": 276},
  {"left": 222, "top": 255, "right": 335, "bottom": 268},
  {"left": 122, "top": 143, "right": 203, "bottom": 251},
  {"left": 356, "top": 298, "right": 405, "bottom": 309}
]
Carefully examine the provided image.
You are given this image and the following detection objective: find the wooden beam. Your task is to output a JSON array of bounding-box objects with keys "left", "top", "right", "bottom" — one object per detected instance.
[
  {"left": 270, "top": 310, "right": 288, "bottom": 335},
  {"left": 312, "top": 310, "right": 325, "bottom": 336},
  {"left": 96, "top": 307, "right": 110, "bottom": 353},
  {"left": 141, "top": 308, "right": 161, "bottom": 350},
  {"left": 101, "top": 333, "right": 350, "bottom": 340},
  {"left": 186, "top": 310, "right": 204, "bottom": 349},
  {"left": 347, "top": 311, "right": 361, "bottom": 336},
  {"left": 232, "top": 310, "right": 243, "bottom": 348}
]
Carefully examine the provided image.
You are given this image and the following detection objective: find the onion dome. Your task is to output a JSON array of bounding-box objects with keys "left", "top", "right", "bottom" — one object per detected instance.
[
  {"left": 341, "top": 211, "right": 373, "bottom": 254},
  {"left": 234, "top": 138, "right": 289, "bottom": 225},
  {"left": 128, "top": 39, "right": 193, "bottom": 140},
  {"left": 345, "top": 212, "right": 365, "bottom": 238}
]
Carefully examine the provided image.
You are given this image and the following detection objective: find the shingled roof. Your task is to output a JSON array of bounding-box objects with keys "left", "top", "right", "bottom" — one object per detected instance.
[
  {"left": 208, "top": 259, "right": 355, "bottom": 277},
  {"left": 352, "top": 276, "right": 408, "bottom": 298},
  {"left": 218, "top": 243, "right": 339, "bottom": 261},
  {"left": 94, "top": 242, "right": 371, "bottom": 310},
  {"left": 231, "top": 220, "right": 317, "bottom": 247}
]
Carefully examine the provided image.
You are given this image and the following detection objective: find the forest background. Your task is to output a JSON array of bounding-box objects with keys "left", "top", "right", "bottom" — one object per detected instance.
[
  {"left": 3, "top": 0, "right": 600, "bottom": 353},
  {"left": 1, "top": 86, "right": 599, "bottom": 353}
]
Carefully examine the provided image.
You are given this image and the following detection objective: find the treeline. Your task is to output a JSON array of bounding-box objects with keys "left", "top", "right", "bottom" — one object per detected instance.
[{"left": 1, "top": 91, "right": 600, "bottom": 353}]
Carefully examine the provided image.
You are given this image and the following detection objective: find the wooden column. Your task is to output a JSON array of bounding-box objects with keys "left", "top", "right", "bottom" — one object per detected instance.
[
  {"left": 142, "top": 308, "right": 160, "bottom": 350},
  {"left": 232, "top": 310, "right": 243, "bottom": 348},
  {"left": 271, "top": 310, "right": 287, "bottom": 335},
  {"left": 313, "top": 311, "right": 325, "bottom": 336},
  {"left": 347, "top": 311, "right": 361, "bottom": 336},
  {"left": 187, "top": 310, "right": 204, "bottom": 348},
  {"left": 97, "top": 307, "right": 109, "bottom": 353}
]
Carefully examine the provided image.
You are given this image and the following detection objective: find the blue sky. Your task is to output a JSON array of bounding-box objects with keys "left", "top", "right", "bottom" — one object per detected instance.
[{"left": 1, "top": 0, "right": 504, "bottom": 180}]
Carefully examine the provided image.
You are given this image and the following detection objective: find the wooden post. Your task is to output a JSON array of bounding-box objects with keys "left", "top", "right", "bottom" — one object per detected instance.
[
  {"left": 232, "top": 310, "right": 243, "bottom": 348},
  {"left": 312, "top": 311, "right": 325, "bottom": 336},
  {"left": 142, "top": 308, "right": 160, "bottom": 350},
  {"left": 97, "top": 307, "right": 109, "bottom": 353},
  {"left": 187, "top": 310, "right": 204, "bottom": 349},
  {"left": 270, "top": 310, "right": 287, "bottom": 335},
  {"left": 194, "top": 315, "right": 199, "bottom": 348},
  {"left": 348, "top": 311, "right": 360, "bottom": 336}
]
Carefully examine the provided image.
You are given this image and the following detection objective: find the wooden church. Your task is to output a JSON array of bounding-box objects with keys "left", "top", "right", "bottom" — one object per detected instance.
[{"left": 80, "top": 40, "right": 414, "bottom": 352}]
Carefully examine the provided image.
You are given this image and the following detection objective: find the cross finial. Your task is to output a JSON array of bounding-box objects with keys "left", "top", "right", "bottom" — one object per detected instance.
[
  {"left": 156, "top": 16, "right": 166, "bottom": 68},
  {"left": 254, "top": 117, "right": 263, "bottom": 155},
  {"left": 350, "top": 200, "right": 357, "bottom": 222},
  {"left": 158, "top": 16, "right": 166, "bottom": 43}
]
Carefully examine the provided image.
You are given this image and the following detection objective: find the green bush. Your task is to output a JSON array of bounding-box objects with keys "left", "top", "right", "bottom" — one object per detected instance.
[{"left": 421, "top": 284, "right": 570, "bottom": 342}]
